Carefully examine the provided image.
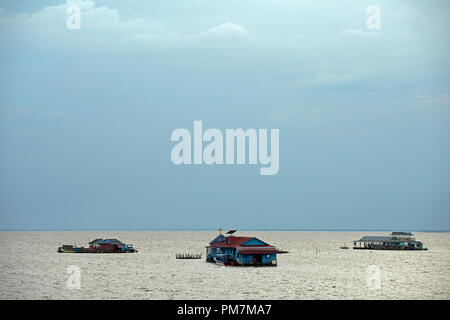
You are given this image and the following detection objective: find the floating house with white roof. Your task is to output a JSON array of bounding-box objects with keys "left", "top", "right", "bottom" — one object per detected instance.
[{"left": 353, "top": 232, "right": 427, "bottom": 250}]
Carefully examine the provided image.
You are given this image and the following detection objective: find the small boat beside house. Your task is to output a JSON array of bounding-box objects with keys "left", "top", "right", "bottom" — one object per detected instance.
[
  {"left": 353, "top": 232, "right": 427, "bottom": 250},
  {"left": 214, "top": 254, "right": 235, "bottom": 266},
  {"left": 58, "top": 238, "right": 137, "bottom": 253},
  {"left": 206, "top": 230, "right": 277, "bottom": 266}
]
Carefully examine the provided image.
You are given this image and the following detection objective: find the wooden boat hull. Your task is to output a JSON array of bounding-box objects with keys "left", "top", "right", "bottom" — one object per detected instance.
[
  {"left": 58, "top": 247, "right": 76, "bottom": 253},
  {"left": 58, "top": 246, "right": 137, "bottom": 253}
]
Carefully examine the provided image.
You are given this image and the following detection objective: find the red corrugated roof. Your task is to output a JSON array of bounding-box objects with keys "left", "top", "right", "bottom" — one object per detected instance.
[
  {"left": 209, "top": 236, "right": 252, "bottom": 248},
  {"left": 209, "top": 236, "right": 276, "bottom": 250}
]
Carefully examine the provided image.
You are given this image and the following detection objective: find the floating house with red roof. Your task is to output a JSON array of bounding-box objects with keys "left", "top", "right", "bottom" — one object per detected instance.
[{"left": 206, "top": 230, "right": 277, "bottom": 266}]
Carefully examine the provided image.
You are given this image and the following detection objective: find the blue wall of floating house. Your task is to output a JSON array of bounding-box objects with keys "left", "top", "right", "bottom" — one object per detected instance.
[
  {"left": 207, "top": 248, "right": 277, "bottom": 265},
  {"left": 235, "top": 253, "right": 276, "bottom": 265}
]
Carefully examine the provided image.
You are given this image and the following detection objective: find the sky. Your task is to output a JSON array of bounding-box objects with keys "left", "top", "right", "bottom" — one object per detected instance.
[{"left": 0, "top": 0, "right": 449, "bottom": 231}]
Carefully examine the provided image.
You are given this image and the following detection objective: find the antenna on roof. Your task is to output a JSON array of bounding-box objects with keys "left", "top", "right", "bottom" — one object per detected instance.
[{"left": 226, "top": 230, "right": 237, "bottom": 235}]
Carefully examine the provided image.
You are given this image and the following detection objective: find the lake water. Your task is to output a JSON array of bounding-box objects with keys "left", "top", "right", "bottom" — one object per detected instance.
[{"left": 0, "top": 231, "right": 449, "bottom": 299}]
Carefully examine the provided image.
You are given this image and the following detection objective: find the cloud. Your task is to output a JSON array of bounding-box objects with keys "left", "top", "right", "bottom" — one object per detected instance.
[
  {"left": 120, "top": 22, "right": 252, "bottom": 49},
  {"left": 412, "top": 92, "right": 450, "bottom": 105},
  {"left": 340, "top": 29, "right": 385, "bottom": 37},
  {"left": 195, "top": 22, "right": 251, "bottom": 42},
  {"left": 0, "top": 0, "right": 448, "bottom": 100},
  {"left": 0, "top": 1, "right": 252, "bottom": 51}
]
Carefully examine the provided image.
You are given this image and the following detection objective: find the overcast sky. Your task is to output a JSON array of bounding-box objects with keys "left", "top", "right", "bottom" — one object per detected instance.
[{"left": 0, "top": 0, "right": 449, "bottom": 230}]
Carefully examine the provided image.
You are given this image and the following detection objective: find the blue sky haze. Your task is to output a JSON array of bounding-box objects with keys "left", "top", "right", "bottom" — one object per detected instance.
[{"left": 0, "top": 0, "right": 449, "bottom": 230}]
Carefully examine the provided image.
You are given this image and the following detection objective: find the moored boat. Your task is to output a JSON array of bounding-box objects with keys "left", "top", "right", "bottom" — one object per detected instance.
[
  {"left": 58, "top": 245, "right": 77, "bottom": 253},
  {"left": 58, "top": 238, "right": 137, "bottom": 253},
  {"left": 214, "top": 254, "right": 236, "bottom": 266}
]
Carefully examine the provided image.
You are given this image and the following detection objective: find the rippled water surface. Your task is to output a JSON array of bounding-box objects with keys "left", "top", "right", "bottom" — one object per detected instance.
[{"left": 0, "top": 231, "right": 449, "bottom": 299}]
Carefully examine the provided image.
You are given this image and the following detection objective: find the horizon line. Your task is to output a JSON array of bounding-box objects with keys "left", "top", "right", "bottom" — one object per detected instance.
[{"left": 0, "top": 228, "right": 449, "bottom": 232}]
